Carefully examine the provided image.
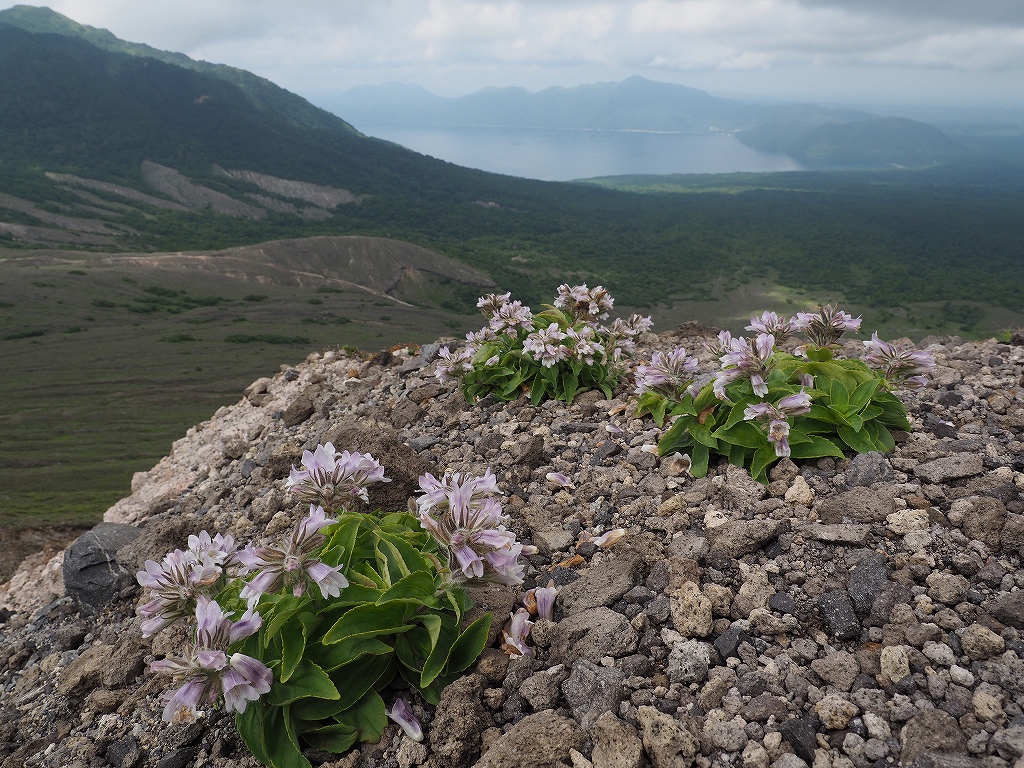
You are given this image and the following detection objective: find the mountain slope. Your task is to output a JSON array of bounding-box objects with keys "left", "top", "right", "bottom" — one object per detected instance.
[{"left": 0, "top": 4, "right": 356, "bottom": 134}]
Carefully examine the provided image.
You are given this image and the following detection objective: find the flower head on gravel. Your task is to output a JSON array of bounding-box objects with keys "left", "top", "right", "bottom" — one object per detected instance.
[
  {"left": 863, "top": 332, "right": 936, "bottom": 387},
  {"left": 415, "top": 470, "right": 525, "bottom": 585},
  {"left": 286, "top": 442, "right": 390, "bottom": 510},
  {"left": 150, "top": 597, "right": 271, "bottom": 721}
]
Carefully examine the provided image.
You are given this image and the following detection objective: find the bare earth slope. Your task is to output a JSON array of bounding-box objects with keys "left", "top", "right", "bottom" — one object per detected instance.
[{"left": 1, "top": 330, "right": 1023, "bottom": 768}]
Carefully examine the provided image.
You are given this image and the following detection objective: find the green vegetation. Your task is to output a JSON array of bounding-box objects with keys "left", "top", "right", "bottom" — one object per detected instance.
[{"left": 225, "top": 334, "right": 311, "bottom": 345}]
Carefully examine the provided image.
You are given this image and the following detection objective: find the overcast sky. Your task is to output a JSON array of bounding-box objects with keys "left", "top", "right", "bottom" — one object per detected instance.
[{"left": 5, "top": 1, "right": 1024, "bottom": 109}]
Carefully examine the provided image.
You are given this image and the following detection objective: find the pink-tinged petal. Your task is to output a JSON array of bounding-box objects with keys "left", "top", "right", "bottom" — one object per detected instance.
[
  {"left": 453, "top": 544, "right": 485, "bottom": 580},
  {"left": 196, "top": 649, "right": 227, "bottom": 671},
  {"left": 387, "top": 697, "right": 424, "bottom": 742},
  {"left": 140, "top": 615, "right": 171, "bottom": 638},
  {"left": 240, "top": 569, "right": 281, "bottom": 601},
  {"left": 228, "top": 608, "right": 263, "bottom": 644},
  {"left": 306, "top": 561, "right": 349, "bottom": 599},
  {"left": 545, "top": 472, "right": 575, "bottom": 489},
  {"left": 229, "top": 653, "right": 274, "bottom": 693},
  {"left": 501, "top": 609, "right": 535, "bottom": 657},
  {"left": 162, "top": 678, "right": 206, "bottom": 723},
  {"left": 592, "top": 529, "right": 626, "bottom": 548},
  {"left": 535, "top": 580, "right": 558, "bottom": 621}
]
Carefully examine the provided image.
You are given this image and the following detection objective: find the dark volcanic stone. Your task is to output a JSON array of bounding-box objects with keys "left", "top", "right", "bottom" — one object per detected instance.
[
  {"left": 845, "top": 452, "right": 895, "bottom": 487},
  {"left": 714, "top": 625, "right": 752, "bottom": 659},
  {"left": 987, "top": 591, "right": 1024, "bottom": 629},
  {"left": 780, "top": 716, "right": 819, "bottom": 763},
  {"left": 769, "top": 593, "right": 796, "bottom": 614},
  {"left": 63, "top": 523, "right": 142, "bottom": 615},
  {"left": 282, "top": 392, "right": 315, "bottom": 427},
  {"left": 818, "top": 590, "right": 861, "bottom": 641},
  {"left": 847, "top": 554, "right": 890, "bottom": 619},
  {"left": 514, "top": 435, "right": 548, "bottom": 469}
]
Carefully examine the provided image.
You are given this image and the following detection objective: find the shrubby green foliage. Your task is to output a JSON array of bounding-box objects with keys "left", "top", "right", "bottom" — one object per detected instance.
[
  {"left": 635, "top": 306, "right": 934, "bottom": 482},
  {"left": 436, "top": 285, "right": 652, "bottom": 405}
]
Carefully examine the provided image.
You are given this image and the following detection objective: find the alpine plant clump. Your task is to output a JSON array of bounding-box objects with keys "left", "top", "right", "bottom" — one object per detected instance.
[
  {"left": 136, "top": 448, "right": 532, "bottom": 768},
  {"left": 635, "top": 305, "right": 935, "bottom": 482},
  {"left": 435, "top": 285, "right": 652, "bottom": 405}
]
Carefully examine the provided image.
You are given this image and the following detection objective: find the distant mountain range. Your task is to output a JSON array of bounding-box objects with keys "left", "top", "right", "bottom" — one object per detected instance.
[{"left": 325, "top": 77, "right": 959, "bottom": 168}]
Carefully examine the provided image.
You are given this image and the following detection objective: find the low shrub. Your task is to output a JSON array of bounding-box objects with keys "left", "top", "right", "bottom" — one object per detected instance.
[
  {"left": 635, "top": 306, "right": 934, "bottom": 482},
  {"left": 436, "top": 284, "right": 651, "bottom": 405}
]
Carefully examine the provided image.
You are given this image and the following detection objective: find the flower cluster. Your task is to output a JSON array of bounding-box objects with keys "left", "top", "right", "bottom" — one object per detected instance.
[
  {"left": 236, "top": 505, "right": 349, "bottom": 600},
  {"left": 136, "top": 532, "right": 240, "bottom": 637},
  {"left": 634, "top": 347, "right": 699, "bottom": 397},
  {"left": 714, "top": 333, "right": 776, "bottom": 399},
  {"left": 437, "top": 285, "right": 651, "bottom": 404},
  {"left": 743, "top": 391, "right": 813, "bottom": 457},
  {"left": 747, "top": 311, "right": 797, "bottom": 344},
  {"left": 151, "top": 597, "right": 272, "bottom": 722},
  {"left": 415, "top": 470, "right": 525, "bottom": 585},
  {"left": 864, "top": 332, "right": 936, "bottom": 388},
  {"left": 793, "top": 305, "right": 862, "bottom": 348},
  {"left": 285, "top": 443, "right": 390, "bottom": 509},
  {"left": 554, "top": 283, "right": 614, "bottom": 322}
]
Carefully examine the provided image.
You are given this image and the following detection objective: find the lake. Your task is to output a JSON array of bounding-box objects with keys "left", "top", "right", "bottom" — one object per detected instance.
[{"left": 359, "top": 124, "right": 804, "bottom": 181}]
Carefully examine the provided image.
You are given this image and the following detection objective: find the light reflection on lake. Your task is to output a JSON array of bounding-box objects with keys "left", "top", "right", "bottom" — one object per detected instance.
[{"left": 359, "top": 124, "right": 803, "bottom": 181}]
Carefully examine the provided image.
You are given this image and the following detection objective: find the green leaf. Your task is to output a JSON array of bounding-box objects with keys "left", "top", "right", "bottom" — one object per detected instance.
[
  {"left": 313, "top": 637, "right": 393, "bottom": 672},
  {"left": 378, "top": 571, "right": 437, "bottom": 604},
  {"left": 322, "top": 601, "right": 416, "bottom": 645},
  {"left": 335, "top": 690, "right": 389, "bottom": 744},
  {"left": 420, "top": 615, "right": 458, "bottom": 689},
  {"left": 329, "top": 583, "right": 384, "bottom": 607},
  {"left": 302, "top": 723, "right": 360, "bottom": 754},
  {"left": 290, "top": 696, "right": 349, "bottom": 722},
  {"left": 749, "top": 445, "right": 778, "bottom": 483},
  {"left": 236, "top": 702, "right": 312, "bottom": 768},
  {"left": 865, "top": 420, "right": 897, "bottom": 452},
  {"left": 723, "top": 397, "right": 755, "bottom": 430},
  {"left": 829, "top": 379, "right": 850, "bottom": 408},
  {"left": 329, "top": 653, "right": 394, "bottom": 710},
  {"left": 444, "top": 615, "right": 491, "bottom": 676},
  {"left": 279, "top": 617, "right": 306, "bottom": 684},
  {"left": 837, "top": 424, "right": 876, "bottom": 453},
  {"left": 711, "top": 421, "right": 767, "bottom": 450},
  {"left": 394, "top": 626, "right": 433, "bottom": 672},
  {"left": 264, "top": 595, "right": 310, "bottom": 645},
  {"left": 690, "top": 443, "right": 710, "bottom": 477},
  {"left": 803, "top": 346, "right": 834, "bottom": 362},
  {"left": 266, "top": 660, "right": 339, "bottom": 706},
  {"left": 849, "top": 378, "right": 881, "bottom": 411},
  {"left": 789, "top": 435, "right": 846, "bottom": 460},
  {"left": 657, "top": 416, "right": 695, "bottom": 456},
  {"left": 688, "top": 421, "right": 719, "bottom": 449}
]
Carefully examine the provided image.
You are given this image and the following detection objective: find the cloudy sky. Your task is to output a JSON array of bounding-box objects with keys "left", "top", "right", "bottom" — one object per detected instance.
[{"left": 5, "top": 1, "right": 1024, "bottom": 109}]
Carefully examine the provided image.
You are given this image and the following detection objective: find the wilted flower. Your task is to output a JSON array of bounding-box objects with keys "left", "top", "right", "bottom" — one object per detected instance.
[
  {"left": 285, "top": 443, "right": 390, "bottom": 510},
  {"left": 747, "top": 311, "right": 797, "bottom": 344},
  {"left": 150, "top": 597, "right": 272, "bottom": 722},
  {"left": 435, "top": 346, "right": 475, "bottom": 384},
  {"left": 793, "top": 305, "right": 861, "bottom": 348},
  {"left": 236, "top": 505, "right": 348, "bottom": 600},
  {"left": 634, "top": 347, "right": 699, "bottom": 397},
  {"left": 416, "top": 470, "right": 525, "bottom": 585},
  {"left": 501, "top": 608, "right": 535, "bottom": 657},
  {"left": 714, "top": 333, "right": 776, "bottom": 399},
  {"left": 545, "top": 472, "right": 575, "bottom": 489},
  {"left": 522, "top": 579, "right": 558, "bottom": 621},
  {"left": 863, "top": 332, "right": 936, "bottom": 387},
  {"left": 523, "top": 322, "right": 569, "bottom": 367},
  {"left": 592, "top": 528, "right": 626, "bottom": 548},
  {"left": 387, "top": 697, "right": 424, "bottom": 742}
]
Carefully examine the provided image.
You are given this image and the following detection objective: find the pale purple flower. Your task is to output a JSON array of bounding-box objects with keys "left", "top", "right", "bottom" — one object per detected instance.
[
  {"left": 286, "top": 442, "right": 390, "bottom": 509},
  {"left": 501, "top": 608, "right": 535, "bottom": 657},
  {"left": 476, "top": 292, "right": 512, "bottom": 318},
  {"left": 592, "top": 528, "right": 626, "bottom": 548},
  {"left": 554, "top": 284, "right": 614, "bottom": 321},
  {"left": 535, "top": 580, "right": 558, "bottom": 621},
  {"left": 485, "top": 354, "right": 500, "bottom": 367},
  {"left": 747, "top": 311, "right": 797, "bottom": 344},
  {"left": 713, "top": 334, "right": 775, "bottom": 400},
  {"left": 523, "top": 322, "right": 569, "bottom": 367},
  {"left": 466, "top": 327, "right": 497, "bottom": 345},
  {"left": 416, "top": 470, "right": 525, "bottom": 585},
  {"left": 237, "top": 505, "right": 349, "bottom": 600},
  {"left": 634, "top": 347, "right": 699, "bottom": 396},
  {"left": 793, "top": 305, "right": 861, "bottom": 348},
  {"left": 863, "top": 332, "right": 936, "bottom": 387},
  {"left": 435, "top": 346, "right": 474, "bottom": 384},
  {"left": 798, "top": 373, "right": 815, "bottom": 388},
  {"left": 136, "top": 532, "right": 242, "bottom": 637},
  {"left": 150, "top": 597, "right": 271, "bottom": 722},
  {"left": 566, "top": 325, "right": 605, "bottom": 365},
  {"left": 387, "top": 697, "right": 424, "bottom": 742},
  {"left": 706, "top": 330, "right": 734, "bottom": 357},
  {"left": 489, "top": 300, "right": 534, "bottom": 333},
  {"left": 743, "top": 391, "right": 809, "bottom": 457}
]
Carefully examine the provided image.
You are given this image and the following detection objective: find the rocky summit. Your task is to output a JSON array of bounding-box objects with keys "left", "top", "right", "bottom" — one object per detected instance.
[{"left": 1, "top": 327, "right": 1023, "bottom": 768}]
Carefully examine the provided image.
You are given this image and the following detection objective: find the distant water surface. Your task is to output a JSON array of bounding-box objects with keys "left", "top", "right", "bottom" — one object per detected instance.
[{"left": 360, "top": 124, "right": 803, "bottom": 181}]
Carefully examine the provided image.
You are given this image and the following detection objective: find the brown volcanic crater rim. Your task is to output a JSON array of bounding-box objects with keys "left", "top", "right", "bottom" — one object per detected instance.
[{"left": 0, "top": 329, "right": 1022, "bottom": 768}]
